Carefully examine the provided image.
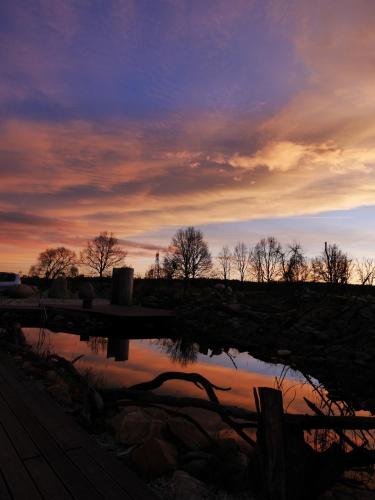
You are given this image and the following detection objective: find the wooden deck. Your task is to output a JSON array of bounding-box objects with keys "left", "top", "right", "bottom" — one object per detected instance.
[
  {"left": 0, "top": 353, "right": 158, "bottom": 500},
  {"left": 0, "top": 300, "right": 173, "bottom": 319}
]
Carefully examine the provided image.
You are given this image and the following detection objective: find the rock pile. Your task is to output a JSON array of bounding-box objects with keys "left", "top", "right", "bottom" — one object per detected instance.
[{"left": 108, "top": 405, "right": 254, "bottom": 494}]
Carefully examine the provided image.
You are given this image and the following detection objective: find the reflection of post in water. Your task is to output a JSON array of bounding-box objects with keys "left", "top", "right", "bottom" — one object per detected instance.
[{"left": 107, "top": 337, "right": 129, "bottom": 362}]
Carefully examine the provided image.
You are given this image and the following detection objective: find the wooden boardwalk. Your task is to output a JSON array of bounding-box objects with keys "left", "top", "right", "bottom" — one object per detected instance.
[
  {"left": 0, "top": 300, "right": 173, "bottom": 319},
  {"left": 0, "top": 353, "right": 158, "bottom": 500}
]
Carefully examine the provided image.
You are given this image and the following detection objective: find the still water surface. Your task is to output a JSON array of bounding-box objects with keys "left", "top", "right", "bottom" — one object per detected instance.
[{"left": 22, "top": 328, "right": 320, "bottom": 414}]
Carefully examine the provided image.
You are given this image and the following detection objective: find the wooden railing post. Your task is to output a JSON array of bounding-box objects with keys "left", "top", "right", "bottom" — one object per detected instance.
[
  {"left": 257, "top": 387, "right": 287, "bottom": 500},
  {"left": 111, "top": 267, "right": 134, "bottom": 306}
]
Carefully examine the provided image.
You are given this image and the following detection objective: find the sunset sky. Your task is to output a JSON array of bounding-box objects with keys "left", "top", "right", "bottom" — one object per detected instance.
[{"left": 1, "top": 0, "right": 375, "bottom": 274}]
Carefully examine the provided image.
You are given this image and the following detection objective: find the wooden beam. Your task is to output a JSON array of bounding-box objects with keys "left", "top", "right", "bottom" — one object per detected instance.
[{"left": 257, "top": 387, "right": 287, "bottom": 500}]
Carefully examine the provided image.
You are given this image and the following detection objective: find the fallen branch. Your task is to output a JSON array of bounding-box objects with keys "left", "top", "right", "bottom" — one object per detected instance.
[
  {"left": 71, "top": 354, "right": 84, "bottom": 364},
  {"left": 106, "top": 389, "right": 258, "bottom": 446},
  {"left": 128, "top": 371, "right": 231, "bottom": 404},
  {"left": 304, "top": 397, "right": 363, "bottom": 451},
  {"left": 104, "top": 389, "right": 258, "bottom": 421}
]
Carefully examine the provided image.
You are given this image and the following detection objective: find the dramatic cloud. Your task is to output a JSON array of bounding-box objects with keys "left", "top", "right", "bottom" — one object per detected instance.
[{"left": 1, "top": 0, "right": 375, "bottom": 272}]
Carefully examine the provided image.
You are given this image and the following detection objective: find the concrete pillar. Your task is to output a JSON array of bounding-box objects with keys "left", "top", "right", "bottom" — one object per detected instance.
[{"left": 111, "top": 267, "right": 134, "bottom": 306}]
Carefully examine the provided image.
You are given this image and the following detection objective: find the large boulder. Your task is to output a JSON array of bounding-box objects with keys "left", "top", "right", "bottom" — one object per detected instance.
[
  {"left": 48, "top": 277, "right": 69, "bottom": 299},
  {"left": 180, "top": 451, "right": 220, "bottom": 483},
  {"left": 131, "top": 438, "right": 178, "bottom": 479},
  {"left": 47, "top": 381, "right": 73, "bottom": 406},
  {"left": 170, "top": 470, "right": 209, "bottom": 500},
  {"left": 6, "top": 284, "right": 37, "bottom": 299},
  {"left": 110, "top": 409, "right": 165, "bottom": 445},
  {"left": 166, "top": 417, "right": 211, "bottom": 451}
]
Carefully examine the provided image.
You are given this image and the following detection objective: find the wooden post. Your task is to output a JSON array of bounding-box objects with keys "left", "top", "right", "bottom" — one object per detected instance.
[
  {"left": 257, "top": 387, "right": 287, "bottom": 500},
  {"left": 107, "top": 338, "right": 129, "bottom": 361},
  {"left": 111, "top": 267, "right": 134, "bottom": 306}
]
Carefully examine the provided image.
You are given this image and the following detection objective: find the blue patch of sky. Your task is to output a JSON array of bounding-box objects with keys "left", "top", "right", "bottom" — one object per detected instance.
[
  {"left": 128, "top": 205, "right": 375, "bottom": 260},
  {"left": 1, "top": 0, "right": 307, "bottom": 121}
]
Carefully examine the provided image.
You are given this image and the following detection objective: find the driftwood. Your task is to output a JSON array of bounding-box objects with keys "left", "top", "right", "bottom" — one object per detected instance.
[
  {"left": 128, "top": 371, "right": 231, "bottom": 403},
  {"left": 104, "top": 388, "right": 375, "bottom": 430},
  {"left": 109, "top": 391, "right": 258, "bottom": 446},
  {"left": 102, "top": 371, "right": 258, "bottom": 447},
  {"left": 103, "top": 389, "right": 258, "bottom": 421}
]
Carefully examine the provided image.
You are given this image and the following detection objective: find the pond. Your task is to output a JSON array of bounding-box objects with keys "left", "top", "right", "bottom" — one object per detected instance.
[{"left": 22, "top": 327, "right": 319, "bottom": 414}]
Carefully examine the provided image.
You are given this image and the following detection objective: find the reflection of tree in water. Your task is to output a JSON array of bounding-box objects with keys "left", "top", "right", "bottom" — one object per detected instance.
[
  {"left": 158, "top": 339, "right": 199, "bottom": 366},
  {"left": 88, "top": 336, "right": 108, "bottom": 355}
]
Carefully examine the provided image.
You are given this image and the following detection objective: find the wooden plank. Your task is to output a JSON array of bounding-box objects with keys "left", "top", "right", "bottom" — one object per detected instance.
[
  {"left": 0, "top": 361, "right": 86, "bottom": 451},
  {"left": 0, "top": 392, "right": 40, "bottom": 460},
  {"left": 0, "top": 357, "right": 157, "bottom": 499},
  {"left": 0, "top": 424, "right": 42, "bottom": 500},
  {"left": 0, "top": 355, "right": 157, "bottom": 499},
  {"left": 258, "top": 387, "right": 287, "bottom": 500},
  {"left": 76, "top": 437, "right": 158, "bottom": 500},
  {"left": 0, "top": 302, "right": 173, "bottom": 318},
  {"left": 66, "top": 448, "right": 132, "bottom": 500},
  {"left": 24, "top": 456, "right": 73, "bottom": 500},
  {"left": 0, "top": 471, "right": 12, "bottom": 500},
  {"left": 0, "top": 382, "right": 103, "bottom": 500}
]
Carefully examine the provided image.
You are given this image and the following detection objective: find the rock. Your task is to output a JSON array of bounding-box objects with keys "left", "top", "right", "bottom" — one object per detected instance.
[
  {"left": 181, "top": 451, "right": 220, "bottom": 482},
  {"left": 170, "top": 470, "right": 209, "bottom": 500},
  {"left": 22, "top": 361, "right": 41, "bottom": 377},
  {"left": 131, "top": 438, "right": 178, "bottom": 479},
  {"left": 214, "top": 284, "right": 226, "bottom": 291},
  {"left": 180, "top": 450, "right": 214, "bottom": 463},
  {"left": 48, "top": 277, "right": 69, "bottom": 299},
  {"left": 182, "top": 459, "right": 211, "bottom": 481},
  {"left": 6, "top": 284, "right": 37, "bottom": 298},
  {"left": 213, "top": 437, "right": 239, "bottom": 458},
  {"left": 78, "top": 282, "right": 96, "bottom": 299},
  {"left": 45, "top": 369, "right": 59, "bottom": 383},
  {"left": 166, "top": 417, "right": 211, "bottom": 451},
  {"left": 92, "top": 390, "right": 104, "bottom": 412},
  {"left": 220, "top": 451, "right": 249, "bottom": 491},
  {"left": 228, "top": 303, "right": 241, "bottom": 312},
  {"left": 277, "top": 349, "right": 292, "bottom": 357},
  {"left": 110, "top": 409, "right": 165, "bottom": 445},
  {"left": 47, "top": 383, "right": 72, "bottom": 406},
  {"left": 230, "top": 318, "right": 240, "bottom": 328},
  {"left": 216, "top": 428, "right": 254, "bottom": 454}
]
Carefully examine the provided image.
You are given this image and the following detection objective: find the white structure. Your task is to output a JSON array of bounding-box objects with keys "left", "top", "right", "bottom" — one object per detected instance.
[{"left": 0, "top": 272, "right": 21, "bottom": 290}]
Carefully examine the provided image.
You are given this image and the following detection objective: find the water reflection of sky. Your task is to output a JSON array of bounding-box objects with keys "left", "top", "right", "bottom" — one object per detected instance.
[{"left": 23, "top": 328, "right": 316, "bottom": 414}]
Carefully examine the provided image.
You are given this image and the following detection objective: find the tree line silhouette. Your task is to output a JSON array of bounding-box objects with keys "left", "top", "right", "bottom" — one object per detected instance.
[{"left": 29, "top": 227, "right": 375, "bottom": 285}]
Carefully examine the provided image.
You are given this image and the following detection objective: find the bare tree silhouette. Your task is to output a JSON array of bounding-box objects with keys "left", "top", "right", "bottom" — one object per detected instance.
[
  {"left": 217, "top": 245, "right": 232, "bottom": 282},
  {"left": 80, "top": 232, "right": 127, "bottom": 278},
  {"left": 356, "top": 258, "right": 375, "bottom": 285},
  {"left": 233, "top": 242, "right": 249, "bottom": 282},
  {"left": 280, "top": 242, "right": 309, "bottom": 282},
  {"left": 30, "top": 247, "right": 77, "bottom": 279},
  {"left": 163, "top": 227, "right": 212, "bottom": 279},
  {"left": 312, "top": 242, "right": 353, "bottom": 284},
  {"left": 249, "top": 236, "right": 282, "bottom": 282}
]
